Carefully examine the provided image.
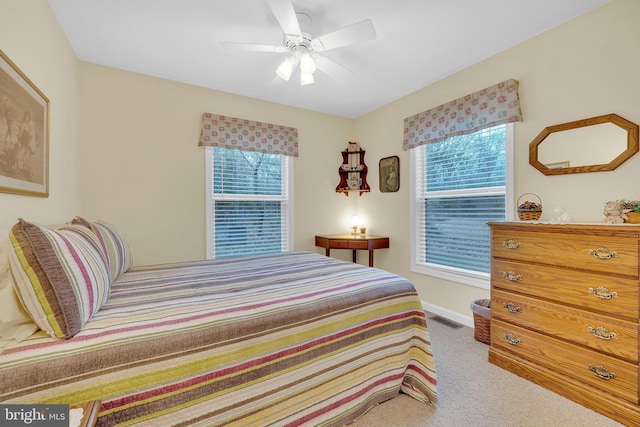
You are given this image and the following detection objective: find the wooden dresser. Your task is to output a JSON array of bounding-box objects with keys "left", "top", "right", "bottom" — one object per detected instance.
[{"left": 488, "top": 222, "right": 640, "bottom": 426}]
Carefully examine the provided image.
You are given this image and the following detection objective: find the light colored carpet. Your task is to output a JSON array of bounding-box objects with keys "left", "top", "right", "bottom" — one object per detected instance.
[{"left": 354, "top": 313, "right": 624, "bottom": 427}]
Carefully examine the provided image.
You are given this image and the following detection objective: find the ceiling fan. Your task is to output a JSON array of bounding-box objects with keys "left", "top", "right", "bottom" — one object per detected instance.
[{"left": 221, "top": 0, "right": 377, "bottom": 86}]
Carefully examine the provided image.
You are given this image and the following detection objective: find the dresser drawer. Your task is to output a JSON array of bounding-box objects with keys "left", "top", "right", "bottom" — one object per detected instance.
[
  {"left": 492, "top": 319, "right": 639, "bottom": 404},
  {"left": 491, "top": 259, "right": 640, "bottom": 321},
  {"left": 492, "top": 289, "right": 639, "bottom": 362},
  {"left": 492, "top": 229, "right": 639, "bottom": 277}
]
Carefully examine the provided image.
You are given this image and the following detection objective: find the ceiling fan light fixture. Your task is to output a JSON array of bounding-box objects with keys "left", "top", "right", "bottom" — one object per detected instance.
[
  {"left": 224, "top": 0, "right": 377, "bottom": 87},
  {"left": 300, "top": 71, "right": 315, "bottom": 86},
  {"left": 299, "top": 51, "right": 316, "bottom": 74},
  {"left": 276, "top": 56, "right": 295, "bottom": 81}
]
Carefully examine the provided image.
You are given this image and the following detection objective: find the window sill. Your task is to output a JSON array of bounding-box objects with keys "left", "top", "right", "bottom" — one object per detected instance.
[{"left": 411, "top": 262, "right": 490, "bottom": 290}]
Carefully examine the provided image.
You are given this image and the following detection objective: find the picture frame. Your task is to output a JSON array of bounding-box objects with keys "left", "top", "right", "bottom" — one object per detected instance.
[
  {"left": 379, "top": 155, "right": 399, "bottom": 193},
  {"left": 0, "top": 49, "right": 49, "bottom": 197}
]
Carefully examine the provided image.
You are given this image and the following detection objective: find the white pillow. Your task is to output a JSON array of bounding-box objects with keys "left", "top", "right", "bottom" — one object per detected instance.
[{"left": 0, "top": 230, "right": 38, "bottom": 351}]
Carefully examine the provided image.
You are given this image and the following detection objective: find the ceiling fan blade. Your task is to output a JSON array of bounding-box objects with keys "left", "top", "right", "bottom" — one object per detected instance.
[
  {"left": 266, "top": 0, "right": 301, "bottom": 38},
  {"left": 314, "top": 55, "right": 353, "bottom": 81},
  {"left": 311, "top": 19, "right": 376, "bottom": 52},
  {"left": 220, "top": 41, "right": 288, "bottom": 53}
]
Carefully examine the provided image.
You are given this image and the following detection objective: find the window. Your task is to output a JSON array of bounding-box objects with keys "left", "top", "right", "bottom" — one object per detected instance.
[
  {"left": 411, "top": 124, "right": 513, "bottom": 288},
  {"left": 205, "top": 147, "right": 293, "bottom": 259}
]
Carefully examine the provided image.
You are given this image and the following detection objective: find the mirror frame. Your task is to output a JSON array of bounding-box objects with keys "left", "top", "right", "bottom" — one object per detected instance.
[{"left": 529, "top": 113, "right": 639, "bottom": 175}]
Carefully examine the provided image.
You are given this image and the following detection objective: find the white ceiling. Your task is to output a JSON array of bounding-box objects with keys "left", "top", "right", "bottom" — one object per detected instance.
[{"left": 48, "top": 0, "right": 609, "bottom": 119}]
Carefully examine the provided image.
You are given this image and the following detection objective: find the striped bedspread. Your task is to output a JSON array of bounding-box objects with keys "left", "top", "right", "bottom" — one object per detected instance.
[{"left": 0, "top": 251, "right": 437, "bottom": 426}]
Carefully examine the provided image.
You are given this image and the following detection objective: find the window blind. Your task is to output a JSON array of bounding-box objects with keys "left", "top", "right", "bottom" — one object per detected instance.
[
  {"left": 208, "top": 147, "right": 291, "bottom": 259},
  {"left": 414, "top": 125, "right": 507, "bottom": 275}
]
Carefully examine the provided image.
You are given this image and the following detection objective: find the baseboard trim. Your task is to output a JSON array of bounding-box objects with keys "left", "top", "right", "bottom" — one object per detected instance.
[{"left": 421, "top": 301, "right": 474, "bottom": 328}]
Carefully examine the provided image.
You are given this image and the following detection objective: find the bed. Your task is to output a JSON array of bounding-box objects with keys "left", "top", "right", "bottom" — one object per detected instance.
[{"left": 0, "top": 218, "right": 437, "bottom": 426}]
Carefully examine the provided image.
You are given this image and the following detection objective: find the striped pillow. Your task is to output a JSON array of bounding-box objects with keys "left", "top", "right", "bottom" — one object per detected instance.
[
  {"left": 8, "top": 220, "right": 110, "bottom": 339},
  {"left": 73, "top": 217, "right": 133, "bottom": 281}
]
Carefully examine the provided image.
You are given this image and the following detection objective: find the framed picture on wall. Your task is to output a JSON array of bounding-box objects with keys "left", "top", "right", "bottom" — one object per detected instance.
[
  {"left": 0, "top": 49, "right": 49, "bottom": 197},
  {"left": 379, "top": 156, "right": 399, "bottom": 193}
]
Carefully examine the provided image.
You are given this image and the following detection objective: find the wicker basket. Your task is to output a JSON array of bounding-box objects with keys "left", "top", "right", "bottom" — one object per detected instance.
[
  {"left": 626, "top": 212, "right": 640, "bottom": 224},
  {"left": 517, "top": 193, "right": 542, "bottom": 221},
  {"left": 470, "top": 299, "right": 491, "bottom": 344}
]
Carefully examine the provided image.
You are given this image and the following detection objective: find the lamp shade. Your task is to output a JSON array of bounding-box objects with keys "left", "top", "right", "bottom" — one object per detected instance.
[
  {"left": 300, "top": 71, "right": 315, "bottom": 86},
  {"left": 299, "top": 52, "right": 316, "bottom": 74},
  {"left": 276, "top": 50, "right": 316, "bottom": 86},
  {"left": 276, "top": 57, "right": 294, "bottom": 81}
]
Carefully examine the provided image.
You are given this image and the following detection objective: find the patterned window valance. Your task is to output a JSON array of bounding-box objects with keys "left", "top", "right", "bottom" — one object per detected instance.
[
  {"left": 198, "top": 113, "right": 299, "bottom": 157},
  {"left": 402, "top": 79, "right": 522, "bottom": 150}
]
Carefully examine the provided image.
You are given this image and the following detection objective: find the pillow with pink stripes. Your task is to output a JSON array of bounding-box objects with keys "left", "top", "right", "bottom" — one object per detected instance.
[
  {"left": 72, "top": 217, "right": 133, "bottom": 281},
  {"left": 8, "top": 219, "right": 110, "bottom": 339}
]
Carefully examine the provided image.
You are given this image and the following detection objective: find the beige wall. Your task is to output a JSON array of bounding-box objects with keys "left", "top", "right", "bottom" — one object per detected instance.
[
  {"left": 76, "top": 63, "right": 356, "bottom": 265},
  {"left": 354, "top": 0, "right": 640, "bottom": 324},
  {"left": 0, "top": 0, "right": 81, "bottom": 226},
  {"left": 3, "top": 0, "right": 639, "bottom": 325}
]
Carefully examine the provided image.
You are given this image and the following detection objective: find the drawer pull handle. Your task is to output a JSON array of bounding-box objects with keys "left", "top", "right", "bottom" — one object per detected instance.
[
  {"left": 588, "top": 365, "right": 617, "bottom": 380},
  {"left": 502, "top": 333, "right": 521, "bottom": 345},
  {"left": 588, "top": 287, "right": 618, "bottom": 300},
  {"left": 502, "top": 302, "right": 521, "bottom": 313},
  {"left": 587, "top": 326, "right": 618, "bottom": 340},
  {"left": 502, "top": 271, "right": 522, "bottom": 282},
  {"left": 588, "top": 247, "right": 618, "bottom": 260},
  {"left": 502, "top": 240, "right": 522, "bottom": 250}
]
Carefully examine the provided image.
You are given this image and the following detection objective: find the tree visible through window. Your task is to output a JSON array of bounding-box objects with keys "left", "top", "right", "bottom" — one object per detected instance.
[
  {"left": 207, "top": 147, "right": 291, "bottom": 259},
  {"left": 412, "top": 124, "right": 512, "bottom": 287}
]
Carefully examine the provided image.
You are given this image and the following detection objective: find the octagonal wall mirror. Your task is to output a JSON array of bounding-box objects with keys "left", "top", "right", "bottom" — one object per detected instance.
[{"left": 529, "top": 113, "right": 639, "bottom": 175}]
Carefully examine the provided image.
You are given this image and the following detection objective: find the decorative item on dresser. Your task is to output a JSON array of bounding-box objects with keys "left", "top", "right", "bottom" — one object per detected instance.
[
  {"left": 488, "top": 222, "right": 640, "bottom": 426},
  {"left": 516, "top": 193, "right": 542, "bottom": 221},
  {"left": 603, "top": 199, "right": 640, "bottom": 224},
  {"left": 627, "top": 211, "right": 640, "bottom": 224}
]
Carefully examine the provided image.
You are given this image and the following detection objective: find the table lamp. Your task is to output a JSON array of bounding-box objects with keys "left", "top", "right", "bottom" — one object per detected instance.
[{"left": 350, "top": 215, "right": 360, "bottom": 234}]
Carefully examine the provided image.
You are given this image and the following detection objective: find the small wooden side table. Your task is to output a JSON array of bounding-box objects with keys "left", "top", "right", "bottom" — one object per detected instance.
[{"left": 315, "top": 234, "right": 389, "bottom": 267}]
